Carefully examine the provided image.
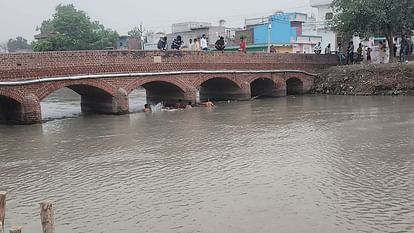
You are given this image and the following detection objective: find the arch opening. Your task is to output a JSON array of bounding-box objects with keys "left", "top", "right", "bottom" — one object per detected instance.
[
  {"left": 138, "top": 81, "right": 186, "bottom": 107},
  {"left": 200, "top": 78, "right": 246, "bottom": 101},
  {"left": 250, "top": 78, "right": 278, "bottom": 99},
  {"left": 41, "top": 85, "right": 118, "bottom": 120},
  {"left": 0, "top": 95, "right": 23, "bottom": 124},
  {"left": 69, "top": 85, "right": 115, "bottom": 114},
  {"left": 286, "top": 78, "right": 304, "bottom": 95}
]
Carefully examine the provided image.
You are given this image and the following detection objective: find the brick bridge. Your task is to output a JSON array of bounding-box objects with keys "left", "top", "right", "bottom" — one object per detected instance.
[{"left": 0, "top": 50, "right": 338, "bottom": 124}]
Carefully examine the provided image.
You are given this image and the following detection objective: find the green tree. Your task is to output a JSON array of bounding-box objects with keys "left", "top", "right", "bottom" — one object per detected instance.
[
  {"left": 32, "top": 4, "right": 119, "bottom": 51},
  {"left": 331, "top": 0, "right": 414, "bottom": 57},
  {"left": 7, "top": 37, "right": 32, "bottom": 52}
]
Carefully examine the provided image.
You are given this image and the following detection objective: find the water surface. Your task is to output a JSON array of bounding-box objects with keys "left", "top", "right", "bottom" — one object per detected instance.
[{"left": 1, "top": 95, "right": 414, "bottom": 233}]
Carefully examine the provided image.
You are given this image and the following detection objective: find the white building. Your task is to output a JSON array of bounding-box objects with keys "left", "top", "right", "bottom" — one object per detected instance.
[
  {"left": 144, "top": 32, "right": 166, "bottom": 50},
  {"left": 310, "top": 0, "right": 337, "bottom": 52},
  {"left": 172, "top": 22, "right": 212, "bottom": 33}
]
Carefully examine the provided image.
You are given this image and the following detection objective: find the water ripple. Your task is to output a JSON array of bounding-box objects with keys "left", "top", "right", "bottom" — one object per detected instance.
[{"left": 1, "top": 96, "right": 414, "bottom": 233}]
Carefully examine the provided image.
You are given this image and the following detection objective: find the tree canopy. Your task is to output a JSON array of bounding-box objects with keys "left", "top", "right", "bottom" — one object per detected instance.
[
  {"left": 331, "top": 0, "right": 414, "bottom": 54},
  {"left": 7, "top": 37, "right": 32, "bottom": 52},
  {"left": 32, "top": 4, "right": 119, "bottom": 51}
]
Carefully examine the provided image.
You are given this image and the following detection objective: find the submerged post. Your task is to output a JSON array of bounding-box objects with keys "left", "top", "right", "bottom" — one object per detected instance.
[
  {"left": 40, "top": 201, "right": 55, "bottom": 233},
  {"left": 0, "top": 191, "right": 6, "bottom": 233},
  {"left": 9, "top": 227, "right": 21, "bottom": 233}
]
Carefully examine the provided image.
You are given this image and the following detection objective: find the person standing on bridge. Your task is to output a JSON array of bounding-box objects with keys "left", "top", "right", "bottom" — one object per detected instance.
[
  {"left": 239, "top": 37, "right": 247, "bottom": 53},
  {"left": 215, "top": 36, "right": 226, "bottom": 53},
  {"left": 201, "top": 34, "right": 208, "bottom": 51},
  {"left": 157, "top": 36, "right": 167, "bottom": 51},
  {"left": 193, "top": 38, "right": 201, "bottom": 51},
  {"left": 188, "top": 39, "right": 194, "bottom": 50},
  {"left": 171, "top": 35, "right": 184, "bottom": 50}
]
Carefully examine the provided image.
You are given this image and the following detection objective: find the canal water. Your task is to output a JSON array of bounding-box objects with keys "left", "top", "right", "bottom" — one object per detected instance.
[{"left": 1, "top": 90, "right": 414, "bottom": 233}]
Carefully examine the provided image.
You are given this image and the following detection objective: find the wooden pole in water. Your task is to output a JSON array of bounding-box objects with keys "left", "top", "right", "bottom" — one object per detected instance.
[
  {"left": 40, "top": 201, "right": 55, "bottom": 233},
  {"left": 9, "top": 227, "right": 21, "bottom": 233},
  {"left": 0, "top": 191, "right": 6, "bottom": 233}
]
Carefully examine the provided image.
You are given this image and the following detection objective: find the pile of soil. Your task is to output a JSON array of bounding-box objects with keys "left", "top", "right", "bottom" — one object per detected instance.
[{"left": 312, "top": 62, "right": 414, "bottom": 96}]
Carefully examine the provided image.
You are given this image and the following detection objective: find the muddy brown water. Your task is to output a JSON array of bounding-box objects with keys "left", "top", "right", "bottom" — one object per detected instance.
[{"left": 1, "top": 89, "right": 414, "bottom": 233}]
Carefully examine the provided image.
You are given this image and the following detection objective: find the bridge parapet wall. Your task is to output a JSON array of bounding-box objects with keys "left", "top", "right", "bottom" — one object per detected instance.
[{"left": 0, "top": 51, "right": 338, "bottom": 81}]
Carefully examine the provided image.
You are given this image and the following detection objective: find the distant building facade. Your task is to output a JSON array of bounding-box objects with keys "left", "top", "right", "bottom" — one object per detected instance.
[
  {"left": 310, "top": 0, "right": 337, "bottom": 51},
  {"left": 144, "top": 32, "right": 166, "bottom": 50},
  {"left": 245, "top": 12, "right": 322, "bottom": 53}
]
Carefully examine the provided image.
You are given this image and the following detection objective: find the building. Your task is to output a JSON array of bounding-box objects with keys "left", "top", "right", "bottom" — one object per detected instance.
[
  {"left": 144, "top": 32, "right": 166, "bottom": 50},
  {"left": 245, "top": 12, "right": 322, "bottom": 53},
  {"left": 310, "top": 0, "right": 337, "bottom": 51}
]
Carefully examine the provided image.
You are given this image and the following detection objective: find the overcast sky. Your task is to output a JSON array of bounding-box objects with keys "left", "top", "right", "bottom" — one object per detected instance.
[{"left": 0, "top": 0, "right": 314, "bottom": 42}]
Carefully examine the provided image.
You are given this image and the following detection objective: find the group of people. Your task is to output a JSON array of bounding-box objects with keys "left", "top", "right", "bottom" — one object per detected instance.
[
  {"left": 333, "top": 35, "right": 412, "bottom": 65},
  {"left": 157, "top": 34, "right": 248, "bottom": 53},
  {"left": 143, "top": 99, "right": 215, "bottom": 113},
  {"left": 335, "top": 41, "right": 375, "bottom": 65},
  {"left": 157, "top": 34, "right": 210, "bottom": 51}
]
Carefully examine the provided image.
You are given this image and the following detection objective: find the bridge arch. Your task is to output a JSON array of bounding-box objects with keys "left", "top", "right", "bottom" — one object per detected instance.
[
  {"left": 126, "top": 77, "right": 191, "bottom": 107},
  {"left": 37, "top": 80, "right": 116, "bottom": 101},
  {"left": 0, "top": 90, "right": 41, "bottom": 124},
  {"left": 38, "top": 80, "right": 127, "bottom": 115},
  {"left": 198, "top": 77, "right": 249, "bottom": 101},
  {"left": 250, "top": 77, "right": 280, "bottom": 99},
  {"left": 286, "top": 77, "right": 304, "bottom": 95},
  {"left": 0, "top": 91, "right": 23, "bottom": 124}
]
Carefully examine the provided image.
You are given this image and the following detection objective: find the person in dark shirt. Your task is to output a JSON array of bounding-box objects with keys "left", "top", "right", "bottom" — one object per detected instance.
[
  {"left": 171, "top": 35, "right": 184, "bottom": 50},
  {"left": 157, "top": 37, "right": 167, "bottom": 51},
  {"left": 215, "top": 37, "right": 226, "bottom": 52},
  {"left": 400, "top": 35, "right": 409, "bottom": 62},
  {"left": 347, "top": 41, "right": 354, "bottom": 65}
]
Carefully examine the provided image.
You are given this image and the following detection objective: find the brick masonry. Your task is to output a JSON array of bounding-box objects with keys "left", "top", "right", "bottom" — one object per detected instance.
[{"left": 0, "top": 50, "right": 338, "bottom": 124}]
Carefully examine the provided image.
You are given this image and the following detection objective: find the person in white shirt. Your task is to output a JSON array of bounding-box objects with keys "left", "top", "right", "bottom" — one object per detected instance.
[
  {"left": 188, "top": 39, "right": 194, "bottom": 50},
  {"left": 200, "top": 34, "right": 208, "bottom": 51},
  {"left": 193, "top": 38, "right": 201, "bottom": 50}
]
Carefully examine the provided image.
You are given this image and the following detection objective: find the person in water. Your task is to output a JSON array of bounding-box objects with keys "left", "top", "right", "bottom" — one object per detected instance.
[
  {"left": 186, "top": 101, "right": 193, "bottom": 109},
  {"left": 202, "top": 99, "right": 215, "bottom": 108},
  {"left": 175, "top": 99, "right": 186, "bottom": 109},
  {"left": 143, "top": 104, "right": 151, "bottom": 113}
]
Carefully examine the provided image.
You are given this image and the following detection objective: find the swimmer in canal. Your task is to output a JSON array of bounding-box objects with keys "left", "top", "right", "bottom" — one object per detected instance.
[
  {"left": 202, "top": 99, "right": 215, "bottom": 108},
  {"left": 143, "top": 104, "right": 151, "bottom": 113},
  {"left": 186, "top": 101, "right": 193, "bottom": 109}
]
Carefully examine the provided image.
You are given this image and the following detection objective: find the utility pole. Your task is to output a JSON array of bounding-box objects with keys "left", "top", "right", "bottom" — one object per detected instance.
[
  {"left": 267, "top": 23, "right": 272, "bottom": 53},
  {"left": 138, "top": 23, "right": 145, "bottom": 50}
]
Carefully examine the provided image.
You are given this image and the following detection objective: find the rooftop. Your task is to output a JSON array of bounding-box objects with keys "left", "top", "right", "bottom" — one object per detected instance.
[{"left": 310, "top": 0, "right": 333, "bottom": 7}]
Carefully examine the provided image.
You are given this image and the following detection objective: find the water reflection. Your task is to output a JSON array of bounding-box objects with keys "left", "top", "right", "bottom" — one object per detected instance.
[{"left": 1, "top": 95, "right": 414, "bottom": 233}]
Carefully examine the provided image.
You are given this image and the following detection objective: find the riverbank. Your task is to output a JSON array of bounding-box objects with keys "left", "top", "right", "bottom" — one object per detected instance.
[{"left": 312, "top": 62, "right": 414, "bottom": 96}]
